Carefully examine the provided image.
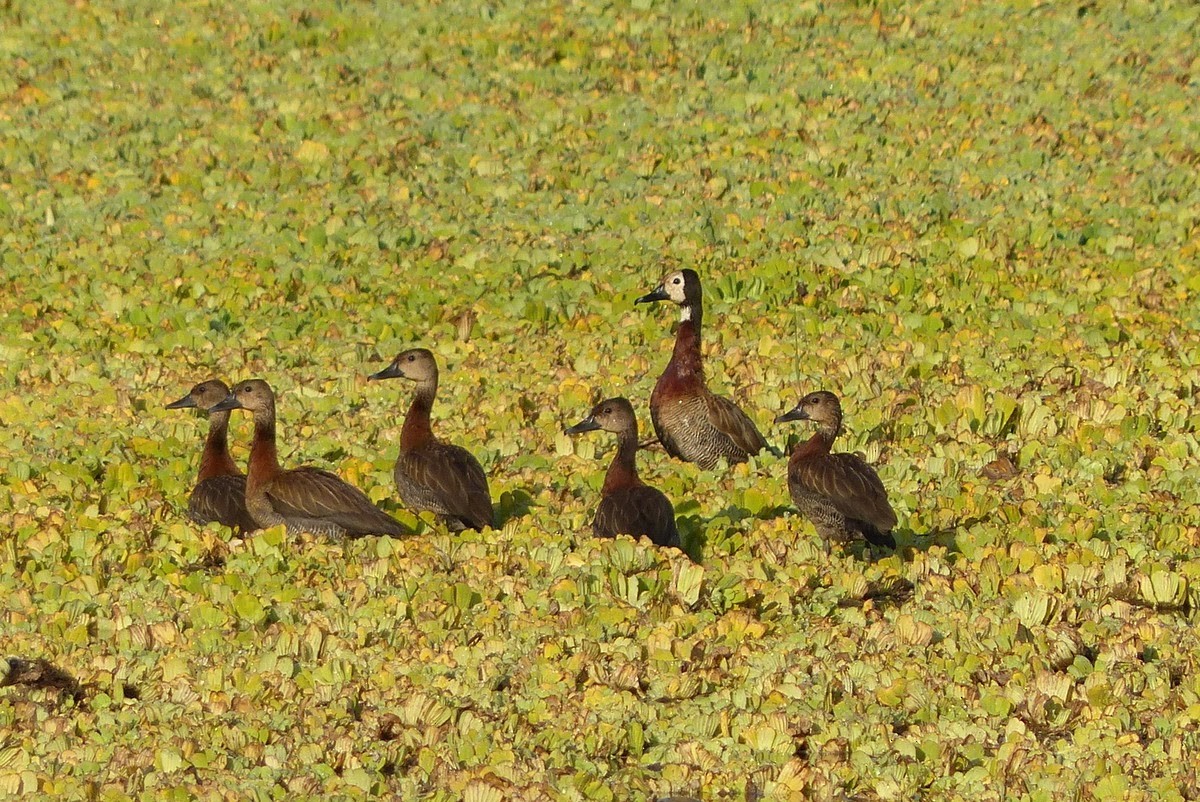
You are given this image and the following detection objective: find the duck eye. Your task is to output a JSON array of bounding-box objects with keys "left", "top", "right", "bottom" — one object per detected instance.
[
  {"left": 603, "top": 407, "right": 612, "bottom": 414},
  {"left": 672, "top": 277, "right": 681, "bottom": 284},
  {"left": 407, "top": 354, "right": 416, "bottom": 361}
]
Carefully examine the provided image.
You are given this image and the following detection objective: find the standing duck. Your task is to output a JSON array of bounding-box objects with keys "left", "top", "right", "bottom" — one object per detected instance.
[
  {"left": 775, "top": 391, "right": 897, "bottom": 549},
  {"left": 165, "top": 379, "right": 258, "bottom": 534},
  {"left": 368, "top": 348, "right": 494, "bottom": 532},
  {"left": 565, "top": 397, "right": 680, "bottom": 548},
  {"left": 211, "top": 380, "right": 406, "bottom": 538},
  {"left": 636, "top": 269, "right": 770, "bottom": 469}
]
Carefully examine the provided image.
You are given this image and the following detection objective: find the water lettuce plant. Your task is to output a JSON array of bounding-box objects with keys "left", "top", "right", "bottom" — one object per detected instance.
[{"left": 2, "top": 0, "right": 1198, "bottom": 799}]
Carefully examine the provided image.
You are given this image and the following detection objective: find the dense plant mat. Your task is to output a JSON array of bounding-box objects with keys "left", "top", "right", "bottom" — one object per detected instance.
[{"left": 2, "top": 0, "right": 1199, "bottom": 799}]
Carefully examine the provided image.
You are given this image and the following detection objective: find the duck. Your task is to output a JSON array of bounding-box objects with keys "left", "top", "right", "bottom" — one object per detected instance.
[
  {"left": 211, "top": 380, "right": 407, "bottom": 538},
  {"left": 636, "top": 268, "right": 770, "bottom": 469},
  {"left": 775, "top": 390, "right": 897, "bottom": 549},
  {"left": 165, "top": 379, "right": 259, "bottom": 534},
  {"left": 565, "top": 397, "right": 680, "bottom": 548},
  {"left": 368, "top": 348, "right": 494, "bottom": 532}
]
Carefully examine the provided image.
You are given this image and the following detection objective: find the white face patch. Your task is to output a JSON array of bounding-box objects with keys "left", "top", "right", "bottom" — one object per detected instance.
[{"left": 665, "top": 271, "right": 688, "bottom": 304}]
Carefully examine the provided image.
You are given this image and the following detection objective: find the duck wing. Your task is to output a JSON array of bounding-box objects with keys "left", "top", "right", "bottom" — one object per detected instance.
[
  {"left": 399, "top": 443, "right": 494, "bottom": 531},
  {"left": 704, "top": 392, "right": 770, "bottom": 456},
  {"left": 790, "top": 453, "right": 897, "bottom": 535},
  {"left": 594, "top": 486, "right": 680, "bottom": 548},
  {"left": 266, "top": 467, "right": 407, "bottom": 537},
  {"left": 190, "top": 474, "right": 258, "bottom": 533}
]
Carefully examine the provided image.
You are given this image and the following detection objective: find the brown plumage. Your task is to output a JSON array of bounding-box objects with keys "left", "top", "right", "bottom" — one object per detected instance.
[
  {"left": 566, "top": 397, "right": 680, "bottom": 549},
  {"left": 165, "top": 380, "right": 259, "bottom": 534},
  {"left": 776, "top": 391, "right": 897, "bottom": 549},
  {"left": 211, "top": 380, "right": 406, "bottom": 538},
  {"left": 368, "top": 348, "right": 494, "bottom": 532},
  {"left": 636, "top": 268, "right": 771, "bottom": 469}
]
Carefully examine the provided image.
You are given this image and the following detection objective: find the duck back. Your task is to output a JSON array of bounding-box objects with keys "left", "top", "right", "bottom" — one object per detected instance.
[
  {"left": 189, "top": 474, "right": 258, "bottom": 534},
  {"left": 788, "top": 440, "right": 897, "bottom": 548},
  {"left": 394, "top": 441, "right": 493, "bottom": 532},
  {"left": 261, "top": 467, "right": 408, "bottom": 538},
  {"left": 651, "top": 390, "right": 768, "bottom": 469},
  {"left": 594, "top": 485, "right": 680, "bottom": 547}
]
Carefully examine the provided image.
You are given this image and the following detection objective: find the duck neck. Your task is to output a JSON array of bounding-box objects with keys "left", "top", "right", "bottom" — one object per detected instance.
[
  {"left": 790, "top": 423, "right": 839, "bottom": 464},
  {"left": 247, "top": 406, "right": 280, "bottom": 489},
  {"left": 197, "top": 410, "right": 241, "bottom": 481},
  {"left": 401, "top": 380, "right": 437, "bottom": 451},
  {"left": 602, "top": 430, "right": 644, "bottom": 495},
  {"left": 665, "top": 302, "right": 704, "bottom": 383}
]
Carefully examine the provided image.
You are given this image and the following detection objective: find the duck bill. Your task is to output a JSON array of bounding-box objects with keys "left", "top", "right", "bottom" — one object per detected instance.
[
  {"left": 368, "top": 363, "right": 403, "bottom": 381},
  {"left": 209, "top": 394, "right": 243, "bottom": 412},
  {"left": 165, "top": 393, "right": 198, "bottom": 410},
  {"left": 565, "top": 416, "right": 602, "bottom": 435},
  {"left": 634, "top": 285, "right": 669, "bottom": 304},
  {"left": 774, "top": 407, "right": 810, "bottom": 424}
]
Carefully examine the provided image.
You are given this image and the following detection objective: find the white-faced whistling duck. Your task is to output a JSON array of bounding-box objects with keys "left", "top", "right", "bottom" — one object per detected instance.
[
  {"left": 636, "top": 268, "right": 771, "bottom": 469},
  {"left": 211, "top": 380, "right": 406, "bottom": 538},
  {"left": 368, "top": 348, "right": 494, "bottom": 532},
  {"left": 775, "top": 390, "right": 897, "bottom": 549},
  {"left": 566, "top": 397, "right": 680, "bottom": 549},
  {"left": 165, "top": 379, "right": 258, "bottom": 534}
]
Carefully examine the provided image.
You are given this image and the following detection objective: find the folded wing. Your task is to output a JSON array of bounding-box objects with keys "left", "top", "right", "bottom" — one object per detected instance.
[
  {"left": 266, "top": 468, "right": 407, "bottom": 537},
  {"left": 594, "top": 486, "right": 680, "bottom": 548},
  {"left": 190, "top": 474, "right": 259, "bottom": 533},
  {"left": 407, "top": 443, "right": 494, "bottom": 531},
  {"left": 791, "top": 453, "right": 897, "bottom": 535},
  {"left": 705, "top": 393, "right": 770, "bottom": 456}
]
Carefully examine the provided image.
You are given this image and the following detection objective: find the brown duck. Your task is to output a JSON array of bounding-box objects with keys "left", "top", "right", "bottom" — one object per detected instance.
[
  {"left": 165, "top": 379, "right": 258, "bottom": 534},
  {"left": 565, "top": 397, "right": 680, "bottom": 548},
  {"left": 636, "top": 269, "right": 770, "bottom": 469},
  {"left": 368, "top": 348, "right": 494, "bottom": 532},
  {"left": 211, "top": 380, "right": 406, "bottom": 538},
  {"left": 776, "top": 391, "right": 897, "bottom": 549}
]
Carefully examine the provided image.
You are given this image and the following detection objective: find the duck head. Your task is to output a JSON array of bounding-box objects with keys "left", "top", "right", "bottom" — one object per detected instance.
[
  {"left": 635, "top": 268, "right": 701, "bottom": 307},
  {"left": 369, "top": 348, "right": 439, "bottom": 383},
  {"left": 211, "top": 379, "right": 275, "bottom": 414},
  {"left": 166, "top": 379, "right": 233, "bottom": 412},
  {"left": 566, "top": 397, "right": 638, "bottom": 436}
]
